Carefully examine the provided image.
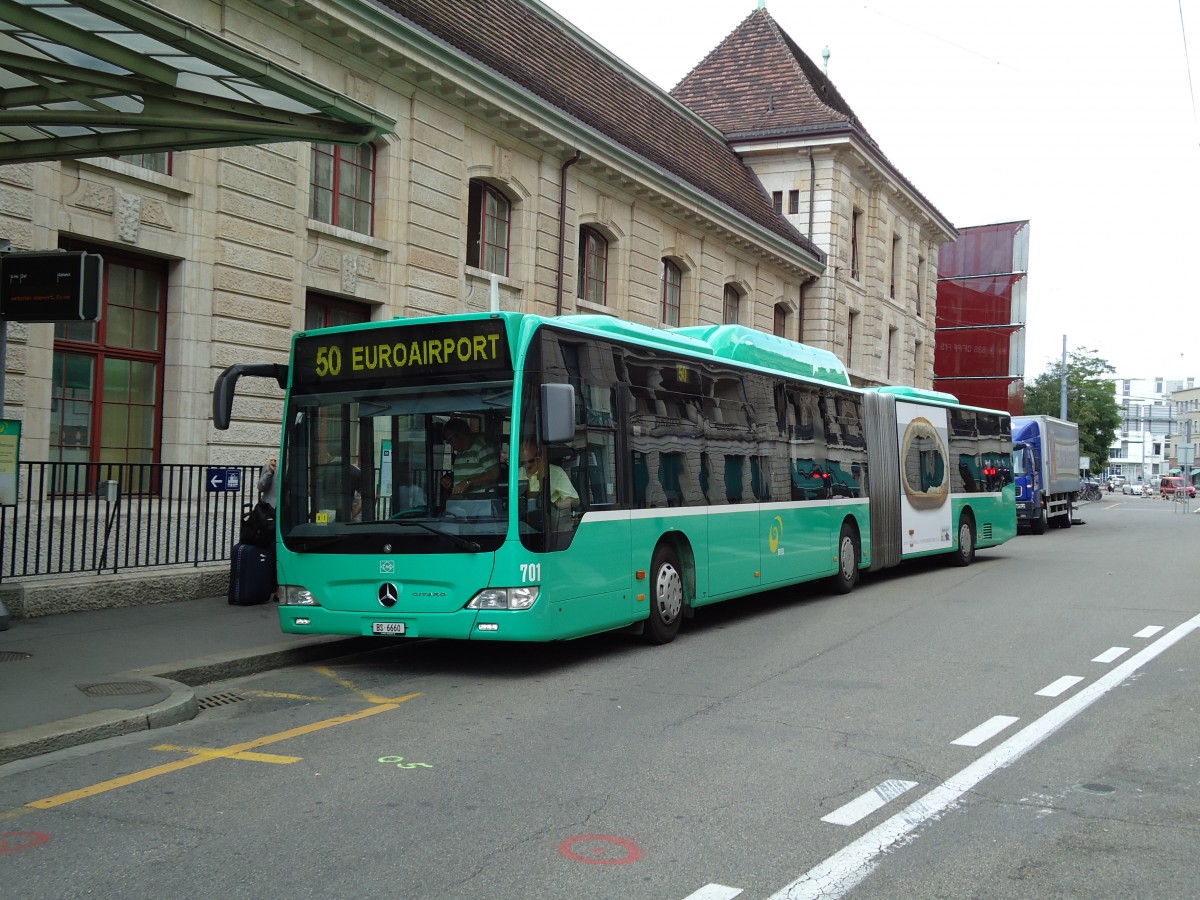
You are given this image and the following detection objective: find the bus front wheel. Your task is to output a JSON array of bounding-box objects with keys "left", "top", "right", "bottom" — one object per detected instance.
[
  {"left": 830, "top": 523, "right": 860, "bottom": 594},
  {"left": 645, "top": 544, "right": 684, "bottom": 644}
]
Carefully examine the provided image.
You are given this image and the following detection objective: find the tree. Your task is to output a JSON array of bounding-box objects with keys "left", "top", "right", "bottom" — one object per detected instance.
[{"left": 1023, "top": 349, "right": 1121, "bottom": 473}]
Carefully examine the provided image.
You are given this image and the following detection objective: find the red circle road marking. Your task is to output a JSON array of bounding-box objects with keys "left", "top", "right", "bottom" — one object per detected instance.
[
  {"left": 557, "top": 834, "right": 643, "bottom": 865},
  {"left": 0, "top": 831, "right": 51, "bottom": 855}
]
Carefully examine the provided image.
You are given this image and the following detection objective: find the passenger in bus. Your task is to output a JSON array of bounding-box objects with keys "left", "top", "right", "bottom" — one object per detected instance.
[
  {"left": 517, "top": 438, "right": 579, "bottom": 512},
  {"left": 443, "top": 417, "right": 500, "bottom": 496}
]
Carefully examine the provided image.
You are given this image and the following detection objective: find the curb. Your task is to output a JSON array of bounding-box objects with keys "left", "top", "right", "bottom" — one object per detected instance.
[
  {"left": 0, "top": 676, "right": 195, "bottom": 766},
  {"left": 0, "top": 636, "right": 374, "bottom": 766}
]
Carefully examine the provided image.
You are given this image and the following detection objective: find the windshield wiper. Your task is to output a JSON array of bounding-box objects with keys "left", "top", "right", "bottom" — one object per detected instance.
[{"left": 293, "top": 534, "right": 356, "bottom": 552}]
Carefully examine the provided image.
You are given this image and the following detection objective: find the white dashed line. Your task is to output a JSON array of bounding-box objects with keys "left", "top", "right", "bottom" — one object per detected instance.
[
  {"left": 821, "top": 780, "right": 919, "bottom": 826},
  {"left": 1035, "top": 676, "right": 1084, "bottom": 697},
  {"left": 1134, "top": 626, "right": 1164, "bottom": 639},
  {"left": 763, "top": 611, "right": 1200, "bottom": 900},
  {"left": 681, "top": 885, "right": 742, "bottom": 899},
  {"left": 1093, "top": 646, "right": 1129, "bottom": 664},
  {"left": 950, "top": 715, "right": 1019, "bottom": 747}
]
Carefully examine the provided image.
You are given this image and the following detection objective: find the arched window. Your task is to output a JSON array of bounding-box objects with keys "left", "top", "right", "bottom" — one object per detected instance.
[
  {"left": 578, "top": 226, "right": 609, "bottom": 304},
  {"left": 467, "top": 179, "right": 511, "bottom": 275},
  {"left": 773, "top": 303, "right": 788, "bottom": 337},
  {"left": 723, "top": 284, "right": 740, "bottom": 324},
  {"left": 661, "top": 259, "right": 682, "bottom": 326}
]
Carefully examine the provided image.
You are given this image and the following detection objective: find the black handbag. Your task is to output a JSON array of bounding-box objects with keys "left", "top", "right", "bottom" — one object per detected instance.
[{"left": 239, "top": 500, "right": 276, "bottom": 547}]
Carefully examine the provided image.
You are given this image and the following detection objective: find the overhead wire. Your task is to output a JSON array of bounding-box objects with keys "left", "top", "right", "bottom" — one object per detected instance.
[{"left": 1180, "top": 0, "right": 1200, "bottom": 143}]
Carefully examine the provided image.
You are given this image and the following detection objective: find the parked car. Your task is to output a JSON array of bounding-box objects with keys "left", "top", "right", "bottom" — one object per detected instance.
[
  {"left": 1158, "top": 476, "right": 1196, "bottom": 499},
  {"left": 1122, "top": 482, "right": 1145, "bottom": 495}
]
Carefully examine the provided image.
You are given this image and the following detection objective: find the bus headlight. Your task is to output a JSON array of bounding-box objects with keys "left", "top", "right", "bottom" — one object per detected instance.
[
  {"left": 466, "top": 587, "right": 539, "bottom": 611},
  {"left": 281, "top": 585, "right": 321, "bottom": 606}
]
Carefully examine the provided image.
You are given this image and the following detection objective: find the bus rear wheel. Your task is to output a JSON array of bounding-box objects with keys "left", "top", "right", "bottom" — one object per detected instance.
[
  {"left": 830, "top": 523, "right": 860, "bottom": 594},
  {"left": 952, "top": 514, "right": 976, "bottom": 567},
  {"left": 645, "top": 544, "right": 684, "bottom": 644}
]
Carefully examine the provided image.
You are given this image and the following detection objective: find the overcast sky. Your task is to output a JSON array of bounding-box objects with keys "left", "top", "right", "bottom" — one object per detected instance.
[{"left": 541, "top": 0, "right": 1200, "bottom": 383}]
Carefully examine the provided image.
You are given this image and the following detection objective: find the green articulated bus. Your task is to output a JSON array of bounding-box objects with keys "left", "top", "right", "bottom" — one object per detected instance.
[{"left": 213, "top": 312, "right": 1016, "bottom": 644}]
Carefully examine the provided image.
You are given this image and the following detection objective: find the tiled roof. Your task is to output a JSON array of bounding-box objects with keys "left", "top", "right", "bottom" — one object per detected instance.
[
  {"left": 672, "top": 8, "right": 874, "bottom": 145},
  {"left": 374, "top": 0, "right": 823, "bottom": 262},
  {"left": 672, "top": 8, "right": 951, "bottom": 232}
]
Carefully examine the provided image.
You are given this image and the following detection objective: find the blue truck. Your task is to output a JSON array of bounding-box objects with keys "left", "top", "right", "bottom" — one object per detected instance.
[{"left": 1012, "top": 415, "right": 1081, "bottom": 533}]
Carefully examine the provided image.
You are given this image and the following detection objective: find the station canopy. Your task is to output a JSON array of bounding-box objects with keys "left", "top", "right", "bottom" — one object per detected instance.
[{"left": 0, "top": 0, "right": 394, "bottom": 164}]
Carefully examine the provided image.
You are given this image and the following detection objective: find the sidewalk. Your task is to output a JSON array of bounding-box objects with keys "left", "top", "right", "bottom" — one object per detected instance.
[{"left": 0, "top": 596, "right": 372, "bottom": 765}]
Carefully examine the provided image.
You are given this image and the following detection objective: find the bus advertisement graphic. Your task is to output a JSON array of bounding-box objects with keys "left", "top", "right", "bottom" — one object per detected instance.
[{"left": 896, "top": 401, "right": 952, "bottom": 552}]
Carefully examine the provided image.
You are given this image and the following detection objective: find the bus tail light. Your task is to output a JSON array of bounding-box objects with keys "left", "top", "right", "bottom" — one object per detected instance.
[{"left": 466, "top": 587, "right": 539, "bottom": 610}]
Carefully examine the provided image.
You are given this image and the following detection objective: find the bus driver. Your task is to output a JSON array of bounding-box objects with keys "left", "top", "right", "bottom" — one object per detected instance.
[{"left": 442, "top": 417, "right": 500, "bottom": 496}]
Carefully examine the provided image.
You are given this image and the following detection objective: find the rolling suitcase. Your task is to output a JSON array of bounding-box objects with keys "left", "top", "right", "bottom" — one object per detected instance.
[{"left": 228, "top": 542, "right": 275, "bottom": 605}]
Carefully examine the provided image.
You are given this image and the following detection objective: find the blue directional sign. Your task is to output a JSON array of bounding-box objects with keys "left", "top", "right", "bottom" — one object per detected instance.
[{"left": 206, "top": 467, "right": 242, "bottom": 493}]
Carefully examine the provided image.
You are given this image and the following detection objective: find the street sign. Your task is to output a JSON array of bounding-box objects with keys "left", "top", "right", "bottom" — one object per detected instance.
[
  {"left": 206, "top": 467, "right": 242, "bottom": 492},
  {"left": 0, "top": 418, "right": 20, "bottom": 506}
]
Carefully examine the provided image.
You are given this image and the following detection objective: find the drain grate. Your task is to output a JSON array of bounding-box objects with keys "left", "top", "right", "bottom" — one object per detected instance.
[
  {"left": 0, "top": 650, "right": 32, "bottom": 662},
  {"left": 196, "top": 691, "right": 246, "bottom": 710},
  {"left": 77, "top": 681, "right": 159, "bottom": 697}
]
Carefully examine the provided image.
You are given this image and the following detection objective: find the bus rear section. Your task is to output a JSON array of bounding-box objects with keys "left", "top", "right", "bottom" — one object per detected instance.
[{"left": 863, "top": 388, "right": 1017, "bottom": 572}]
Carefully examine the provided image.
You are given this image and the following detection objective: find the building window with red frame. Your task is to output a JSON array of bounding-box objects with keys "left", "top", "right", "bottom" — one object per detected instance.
[
  {"left": 661, "top": 259, "right": 682, "bottom": 327},
  {"left": 306, "top": 294, "right": 372, "bottom": 331},
  {"left": 467, "top": 180, "right": 511, "bottom": 276},
  {"left": 310, "top": 142, "right": 375, "bottom": 235},
  {"left": 51, "top": 249, "right": 167, "bottom": 492}
]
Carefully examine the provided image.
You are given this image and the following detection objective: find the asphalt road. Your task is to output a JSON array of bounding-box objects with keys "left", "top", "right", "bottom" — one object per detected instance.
[{"left": 2, "top": 496, "right": 1198, "bottom": 899}]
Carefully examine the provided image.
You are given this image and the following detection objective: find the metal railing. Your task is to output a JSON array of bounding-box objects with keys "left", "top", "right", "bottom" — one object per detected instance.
[{"left": 0, "top": 462, "right": 263, "bottom": 581}]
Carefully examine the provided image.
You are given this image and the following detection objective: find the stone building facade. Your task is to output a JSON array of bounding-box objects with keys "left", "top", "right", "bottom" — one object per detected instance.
[{"left": 0, "top": 0, "right": 948, "bottom": 471}]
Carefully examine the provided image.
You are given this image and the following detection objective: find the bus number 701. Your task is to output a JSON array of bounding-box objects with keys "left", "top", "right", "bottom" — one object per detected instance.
[{"left": 520, "top": 563, "right": 541, "bottom": 583}]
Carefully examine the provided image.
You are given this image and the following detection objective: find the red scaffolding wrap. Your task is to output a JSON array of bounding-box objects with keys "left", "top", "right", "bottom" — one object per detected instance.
[{"left": 935, "top": 222, "right": 1028, "bottom": 415}]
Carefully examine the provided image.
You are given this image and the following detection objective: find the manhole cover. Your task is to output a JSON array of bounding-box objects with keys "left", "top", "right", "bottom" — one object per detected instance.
[
  {"left": 0, "top": 651, "right": 32, "bottom": 662},
  {"left": 76, "top": 681, "right": 159, "bottom": 697},
  {"left": 196, "top": 691, "right": 246, "bottom": 710}
]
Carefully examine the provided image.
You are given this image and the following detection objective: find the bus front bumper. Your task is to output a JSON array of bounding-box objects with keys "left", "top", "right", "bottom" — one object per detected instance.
[{"left": 278, "top": 606, "right": 557, "bottom": 642}]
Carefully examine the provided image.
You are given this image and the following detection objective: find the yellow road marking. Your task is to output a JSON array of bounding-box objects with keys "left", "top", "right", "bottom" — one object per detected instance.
[
  {"left": 25, "top": 693, "right": 421, "bottom": 810},
  {"left": 152, "top": 744, "right": 302, "bottom": 764},
  {"left": 314, "top": 665, "right": 413, "bottom": 704},
  {"left": 245, "top": 690, "right": 326, "bottom": 701}
]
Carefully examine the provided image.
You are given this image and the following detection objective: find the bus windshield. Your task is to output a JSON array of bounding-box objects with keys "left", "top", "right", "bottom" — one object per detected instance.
[{"left": 279, "top": 381, "right": 513, "bottom": 554}]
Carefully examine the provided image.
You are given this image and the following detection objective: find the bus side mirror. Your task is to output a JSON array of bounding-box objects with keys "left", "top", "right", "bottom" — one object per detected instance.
[
  {"left": 540, "top": 383, "right": 575, "bottom": 444},
  {"left": 212, "top": 363, "right": 289, "bottom": 430}
]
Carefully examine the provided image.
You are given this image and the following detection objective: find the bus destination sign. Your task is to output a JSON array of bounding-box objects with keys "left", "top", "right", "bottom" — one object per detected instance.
[
  {"left": 0, "top": 251, "right": 103, "bottom": 323},
  {"left": 293, "top": 319, "right": 512, "bottom": 387}
]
